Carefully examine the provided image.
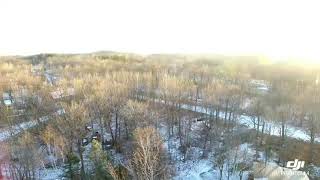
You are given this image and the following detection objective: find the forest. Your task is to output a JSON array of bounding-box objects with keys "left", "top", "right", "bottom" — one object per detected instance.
[{"left": 0, "top": 52, "right": 319, "bottom": 180}]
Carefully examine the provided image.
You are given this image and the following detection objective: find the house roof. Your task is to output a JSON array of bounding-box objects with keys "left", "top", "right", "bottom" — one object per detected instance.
[
  {"left": 50, "top": 90, "right": 63, "bottom": 99},
  {"left": 3, "top": 99, "right": 13, "bottom": 106},
  {"left": 50, "top": 88, "right": 75, "bottom": 99}
]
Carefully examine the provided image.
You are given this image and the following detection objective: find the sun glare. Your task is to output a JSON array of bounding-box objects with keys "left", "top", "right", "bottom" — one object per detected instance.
[{"left": 0, "top": 0, "right": 319, "bottom": 63}]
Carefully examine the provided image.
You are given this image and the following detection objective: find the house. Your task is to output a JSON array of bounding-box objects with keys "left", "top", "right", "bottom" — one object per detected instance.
[
  {"left": 50, "top": 89, "right": 64, "bottom": 100},
  {"left": 2, "top": 92, "right": 13, "bottom": 107},
  {"left": 50, "top": 88, "right": 75, "bottom": 100}
]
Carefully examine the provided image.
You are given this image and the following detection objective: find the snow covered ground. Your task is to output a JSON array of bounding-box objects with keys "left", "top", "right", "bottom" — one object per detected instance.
[
  {"left": 179, "top": 103, "right": 319, "bottom": 143},
  {"left": 159, "top": 121, "right": 253, "bottom": 180},
  {"left": 1, "top": 97, "right": 317, "bottom": 179},
  {"left": 0, "top": 108, "right": 65, "bottom": 142},
  {"left": 0, "top": 116, "right": 48, "bottom": 141},
  {"left": 238, "top": 115, "right": 320, "bottom": 142},
  {"left": 153, "top": 101, "right": 320, "bottom": 179},
  {"left": 174, "top": 159, "right": 214, "bottom": 180},
  {"left": 170, "top": 142, "right": 252, "bottom": 180},
  {"left": 153, "top": 97, "right": 318, "bottom": 143},
  {"left": 39, "top": 167, "right": 65, "bottom": 180},
  {"left": 0, "top": 111, "right": 61, "bottom": 179}
]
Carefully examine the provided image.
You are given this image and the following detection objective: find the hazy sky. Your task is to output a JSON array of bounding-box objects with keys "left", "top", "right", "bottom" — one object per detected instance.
[{"left": 0, "top": 0, "right": 319, "bottom": 61}]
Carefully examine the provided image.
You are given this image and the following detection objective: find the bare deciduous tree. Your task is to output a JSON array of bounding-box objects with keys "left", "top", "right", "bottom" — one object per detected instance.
[{"left": 129, "top": 127, "right": 168, "bottom": 180}]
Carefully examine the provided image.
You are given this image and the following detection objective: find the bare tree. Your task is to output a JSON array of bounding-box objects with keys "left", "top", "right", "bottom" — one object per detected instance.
[
  {"left": 9, "top": 132, "right": 43, "bottom": 180},
  {"left": 129, "top": 127, "right": 168, "bottom": 180},
  {"left": 56, "top": 101, "right": 89, "bottom": 179}
]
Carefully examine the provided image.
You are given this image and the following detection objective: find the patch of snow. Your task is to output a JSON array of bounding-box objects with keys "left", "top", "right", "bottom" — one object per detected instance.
[
  {"left": 238, "top": 115, "right": 320, "bottom": 142},
  {"left": 0, "top": 110, "right": 60, "bottom": 142},
  {"left": 174, "top": 159, "right": 213, "bottom": 180},
  {"left": 39, "top": 167, "right": 64, "bottom": 180},
  {"left": 0, "top": 120, "right": 38, "bottom": 141}
]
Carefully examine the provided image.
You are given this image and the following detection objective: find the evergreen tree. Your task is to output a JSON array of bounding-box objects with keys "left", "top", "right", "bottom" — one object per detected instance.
[
  {"left": 90, "top": 140, "right": 111, "bottom": 180},
  {"left": 64, "top": 152, "right": 80, "bottom": 180}
]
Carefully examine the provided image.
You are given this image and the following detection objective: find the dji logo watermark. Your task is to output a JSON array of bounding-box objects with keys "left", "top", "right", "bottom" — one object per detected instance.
[{"left": 286, "top": 159, "right": 305, "bottom": 170}]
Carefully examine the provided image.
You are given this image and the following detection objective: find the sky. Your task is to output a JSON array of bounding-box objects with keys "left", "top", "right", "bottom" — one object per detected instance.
[{"left": 0, "top": 0, "right": 319, "bottom": 62}]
